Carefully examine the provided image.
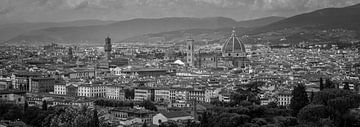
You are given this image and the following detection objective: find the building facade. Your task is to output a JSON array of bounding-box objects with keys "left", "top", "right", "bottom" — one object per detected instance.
[
  {"left": 105, "top": 85, "right": 125, "bottom": 100},
  {"left": 30, "top": 77, "right": 55, "bottom": 93},
  {"left": 54, "top": 84, "right": 66, "bottom": 95},
  {"left": 154, "top": 88, "right": 170, "bottom": 102}
]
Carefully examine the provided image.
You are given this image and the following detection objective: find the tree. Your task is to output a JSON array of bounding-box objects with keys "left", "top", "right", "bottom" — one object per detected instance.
[
  {"left": 42, "top": 100, "right": 48, "bottom": 110},
  {"left": 139, "top": 100, "right": 157, "bottom": 111},
  {"left": 320, "top": 78, "right": 324, "bottom": 90},
  {"left": 325, "top": 79, "right": 334, "bottom": 89},
  {"left": 343, "top": 82, "right": 350, "bottom": 90},
  {"left": 24, "top": 100, "right": 28, "bottom": 112},
  {"left": 142, "top": 122, "right": 147, "bottom": 127},
  {"left": 251, "top": 118, "right": 267, "bottom": 126},
  {"left": 290, "top": 84, "right": 309, "bottom": 116},
  {"left": 92, "top": 109, "right": 99, "bottom": 127},
  {"left": 200, "top": 112, "right": 209, "bottom": 127},
  {"left": 309, "top": 91, "right": 315, "bottom": 102},
  {"left": 43, "top": 106, "right": 101, "bottom": 127},
  {"left": 298, "top": 104, "right": 336, "bottom": 124},
  {"left": 125, "top": 89, "right": 135, "bottom": 99},
  {"left": 267, "top": 102, "right": 278, "bottom": 108},
  {"left": 312, "top": 89, "right": 351, "bottom": 106}
]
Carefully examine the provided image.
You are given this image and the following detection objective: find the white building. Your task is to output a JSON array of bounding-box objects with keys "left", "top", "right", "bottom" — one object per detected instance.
[
  {"left": 105, "top": 85, "right": 125, "bottom": 100},
  {"left": 77, "top": 84, "right": 106, "bottom": 97},
  {"left": 54, "top": 84, "right": 66, "bottom": 95},
  {"left": 277, "top": 92, "right": 292, "bottom": 106},
  {"left": 110, "top": 67, "right": 123, "bottom": 76},
  {"left": 154, "top": 88, "right": 170, "bottom": 102},
  {"left": 134, "top": 87, "right": 152, "bottom": 101}
]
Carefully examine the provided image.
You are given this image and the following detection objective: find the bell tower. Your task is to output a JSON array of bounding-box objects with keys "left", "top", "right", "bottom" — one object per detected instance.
[
  {"left": 104, "top": 35, "right": 112, "bottom": 61},
  {"left": 186, "top": 36, "right": 194, "bottom": 67}
]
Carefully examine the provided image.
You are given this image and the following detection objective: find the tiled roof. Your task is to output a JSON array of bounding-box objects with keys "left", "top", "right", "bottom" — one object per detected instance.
[{"left": 161, "top": 111, "right": 191, "bottom": 118}]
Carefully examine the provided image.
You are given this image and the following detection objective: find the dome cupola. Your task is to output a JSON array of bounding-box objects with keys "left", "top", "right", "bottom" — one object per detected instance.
[{"left": 222, "top": 28, "right": 246, "bottom": 57}]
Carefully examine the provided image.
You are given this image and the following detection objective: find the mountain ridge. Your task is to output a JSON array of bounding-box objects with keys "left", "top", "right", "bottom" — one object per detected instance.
[{"left": 4, "top": 16, "right": 285, "bottom": 45}]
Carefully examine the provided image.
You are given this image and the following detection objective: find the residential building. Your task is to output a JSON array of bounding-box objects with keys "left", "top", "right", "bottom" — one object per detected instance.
[
  {"left": 154, "top": 88, "right": 170, "bottom": 102},
  {"left": 110, "top": 107, "right": 155, "bottom": 123},
  {"left": 105, "top": 85, "right": 125, "bottom": 100},
  {"left": 152, "top": 111, "right": 193, "bottom": 125},
  {"left": 170, "top": 88, "right": 189, "bottom": 103},
  {"left": 0, "top": 79, "right": 12, "bottom": 91},
  {"left": 134, "top": 87, "right": 152, "bottom": 101},
  {"left": 0, "top": 91, "right": 26, "bottom": 104},
  {"left": 30, "top": 77, "right": 55, "bottom": 93},
  {"left": 12, "top": 72, "right": 44, "bottom": 91},
  {"left": 277, "top": 92, "right": 292, "bottom": 106},
  {"left": 65, "top": 68, "right": 95, "bottom": 79},
  {"left": 77, "top": 84, "right": 106, "bottom": 97},
  {"left": 188, "top": 88, "right": 205, "bottom": 103},
  {"left": 54, "top": 84, "right": 66, "bottom": 95}
]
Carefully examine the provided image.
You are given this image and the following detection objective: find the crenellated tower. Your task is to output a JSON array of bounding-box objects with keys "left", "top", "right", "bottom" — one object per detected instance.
[{"left": 104, "top": 35, "right": 112, "bottom": 61}]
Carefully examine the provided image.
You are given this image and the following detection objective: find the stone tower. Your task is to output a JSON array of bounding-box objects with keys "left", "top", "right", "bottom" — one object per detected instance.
[
  {"left": 104, "top": 35, "right": 112, "bottom": 61},
  {"left": 186, "top": 36, "right": 194, "bottom": 67}
]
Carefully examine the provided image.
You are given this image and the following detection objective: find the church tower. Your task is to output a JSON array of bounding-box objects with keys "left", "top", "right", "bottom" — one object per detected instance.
[
  {"left": 68, "top": 47, "right": 73, "bottom": 59},
  {"left": 186, "top": 36, "right": 194, "bottom": 67},
  {"left": 104, "top": 35, "right": 112, "bottom": 61}
]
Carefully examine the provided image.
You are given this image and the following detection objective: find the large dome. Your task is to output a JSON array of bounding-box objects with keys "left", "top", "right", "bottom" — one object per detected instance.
[{"left": 222, "top": 28, "right": 246, "bottom": 55}]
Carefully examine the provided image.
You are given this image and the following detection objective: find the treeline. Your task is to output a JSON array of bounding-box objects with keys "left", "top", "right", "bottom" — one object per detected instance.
[
  {"left": 0, "top": 103, "right": 106, "bottom": 127},
  {"left": 297, "top": 88, "right": 360, "bottom": 127},
  {"left": 198, "top": 102, "right": 296, "bottom": 127}
]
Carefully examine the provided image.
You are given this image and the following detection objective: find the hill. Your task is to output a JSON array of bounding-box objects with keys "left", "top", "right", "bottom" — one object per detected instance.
[
  {"left": 0, "top": 20, "right": 116, "bottom": 43},
  {"left": 4, "top": 16, "right": 284, "bottom": 45},
  {"left": 256, "top": 3, "right": 360, "bottom": 34}
]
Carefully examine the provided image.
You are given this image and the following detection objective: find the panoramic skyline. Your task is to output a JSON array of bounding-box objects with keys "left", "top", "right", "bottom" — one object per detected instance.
[{"left": 0, "top": 0, "right": 360, "bottom": 23}]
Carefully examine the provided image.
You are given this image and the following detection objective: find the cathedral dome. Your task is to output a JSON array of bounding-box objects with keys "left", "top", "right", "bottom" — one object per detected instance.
[{"left": 222, "top": 28, "right": 246, "bottom": 56}]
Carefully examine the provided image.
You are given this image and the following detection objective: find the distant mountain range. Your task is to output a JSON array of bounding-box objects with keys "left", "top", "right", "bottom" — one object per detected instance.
[
  {"left": 255, "top": 3, "right": 360, "bottom": 34},
  {"left": 0, "top": 20, "right": 117, "bottom": 43},
  {"left": 132, "top": 3, "right": 360, "bottom": 44},
  {"left": 3, "top": 3, "right": 360, "bottom": 46},
  {"left": 2, "top": 16, "right": 284, "bottom": 45}
]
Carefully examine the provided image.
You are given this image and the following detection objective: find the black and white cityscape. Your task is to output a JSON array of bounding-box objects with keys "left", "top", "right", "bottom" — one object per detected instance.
[{"left": 1, "top": 0, "right": 360, "bottom": 127}]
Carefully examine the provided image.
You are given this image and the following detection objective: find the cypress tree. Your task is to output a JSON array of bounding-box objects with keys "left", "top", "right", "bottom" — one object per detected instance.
[
  {"left": 93, "top": 109, "right": 99, "bottom": 127},
  {"left": 343, "top": 82, "right": 350, "bottom": 90},
  {"left": 290, "top": 84, "right": 309, "bottom": 116},
  {"left": 42, "top": 100, "right": 47, "bottom": 110},
  {"left": 24, "top": 100, "right": 28, "bottom": 112},
  {"left": 319, "top": 78, "right": 324, "bottom": 90},
  {"left": 325, "top": 79, "right": 334, "bottom": 89},
  {"left": 310, "top": 91, "right": 315, "bottom": 102},
  {"left": 142, "top": 122, "right": 147, "bottom": 127}
]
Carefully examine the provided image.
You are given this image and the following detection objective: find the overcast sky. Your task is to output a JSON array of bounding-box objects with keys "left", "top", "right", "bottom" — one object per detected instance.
[{"left": 0, "top": 0, "right": 359, "bottom": 22}]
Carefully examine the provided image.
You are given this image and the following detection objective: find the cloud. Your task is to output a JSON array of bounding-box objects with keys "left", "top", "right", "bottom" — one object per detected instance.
[{"left": 0, "top": 7, "right": 14, "bottom": 16}]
